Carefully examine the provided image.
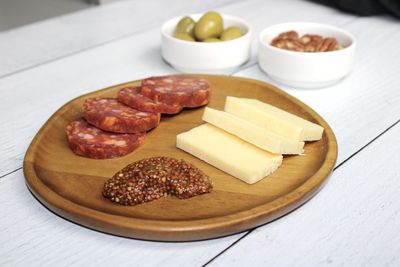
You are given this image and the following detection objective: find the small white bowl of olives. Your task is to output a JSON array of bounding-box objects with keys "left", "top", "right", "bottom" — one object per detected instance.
[{"left": 161, "top": 11, "right": 252, "bottom": 74}]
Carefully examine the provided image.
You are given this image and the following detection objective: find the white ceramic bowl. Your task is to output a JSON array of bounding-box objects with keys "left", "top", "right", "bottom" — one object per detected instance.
[
  {"left": 258, "top": 22, "right": 356, "bottom": 88},
  {"left": 161, "top": 14, "right": 252, "bottom": 74}
]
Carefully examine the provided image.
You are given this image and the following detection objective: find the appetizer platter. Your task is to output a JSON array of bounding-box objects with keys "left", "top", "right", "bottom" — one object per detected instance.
[{"left": 23, "top": 75, "right": 337, "bottom": 241}]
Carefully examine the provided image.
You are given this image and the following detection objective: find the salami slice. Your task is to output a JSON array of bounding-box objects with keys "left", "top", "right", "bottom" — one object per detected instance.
[
  {"left": 66, "top": 119, "right": 145, "bottom": 159},
  {"left": 83, "top": 98, "right": 160, "bottom": 133},
  {"left": 141, "top": 76, "right": 210, "bottom": 107},
  {"left": 118, "top": 86, "right": 182, "bottom": 114}
]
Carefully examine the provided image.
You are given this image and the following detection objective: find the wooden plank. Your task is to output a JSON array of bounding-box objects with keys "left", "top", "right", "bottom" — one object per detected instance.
[
  {"left": 207, "top": 122, "right": 400, "bottom": 267},
  {"left": 0, "top": 0, "right": 237, "bottom": 78},
  {"left": 0, "top": 0, "right": 356, "bottom": 177}
]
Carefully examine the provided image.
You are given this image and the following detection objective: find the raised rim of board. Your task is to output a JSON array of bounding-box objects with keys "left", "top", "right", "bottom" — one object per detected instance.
[{"left": 23, "top": 75, "right": 338, "bottom": 241}]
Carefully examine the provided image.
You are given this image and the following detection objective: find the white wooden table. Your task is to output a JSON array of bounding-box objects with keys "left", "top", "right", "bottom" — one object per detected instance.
[{"left": 1, "top": 0, "right": 399, "bottom": 266}]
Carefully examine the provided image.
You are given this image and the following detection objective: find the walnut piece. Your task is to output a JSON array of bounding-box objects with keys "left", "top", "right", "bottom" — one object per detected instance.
[{"left": 271, "top": 31, "right": 342, "bottom": 53}]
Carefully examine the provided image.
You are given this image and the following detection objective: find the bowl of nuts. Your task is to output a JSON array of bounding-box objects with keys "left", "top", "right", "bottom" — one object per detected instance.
[
  {"left": 161, "top": 11, "right": 252, "bottom": 74},
  {"left": 258, "top": 22, "right": 356, "bottom": 88}
]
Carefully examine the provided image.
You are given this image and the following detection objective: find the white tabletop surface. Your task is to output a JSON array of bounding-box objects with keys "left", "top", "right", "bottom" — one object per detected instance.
[{"left": 1, "top": 0, "right": 400, "bottom": 266}]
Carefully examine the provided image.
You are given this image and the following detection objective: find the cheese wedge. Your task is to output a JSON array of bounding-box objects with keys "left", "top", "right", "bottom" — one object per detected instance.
[
  {"left": 202, "top": 107, "right": 304, "bottom": 154},
  {"left": 176, "top": 123, "right": 282, "bottom": 184},
  {"left": 224, "top": 96, "right": 324, "bottom": 141}
]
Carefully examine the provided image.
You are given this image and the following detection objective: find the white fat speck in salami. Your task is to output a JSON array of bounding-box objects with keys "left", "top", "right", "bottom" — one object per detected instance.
[
  {"left": 115, "top": 140, "right": 127, "bottom": 146},
  {"left": 155, "top": 87, "right": 171, "bottom": 93},
  {"left": 82, "top": 133, "right": 94, "bottom": 140},
  {"left": 163, "top": 78, "right": 174, "bottom": 83},
  {"left": 136, "top": 112, "right": 151, "bottom": 117}
]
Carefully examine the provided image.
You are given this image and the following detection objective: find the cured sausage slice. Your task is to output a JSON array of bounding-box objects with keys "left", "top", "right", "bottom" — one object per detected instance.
[
  {"left": 118, "top": 86, "right": 182, "bottom": 114},
  {"left": 66, "top": 119, "right": 145, "bottom": 159},
  {"left": 102, "top": 157, "right": 213, "bottom": 205},
  {"left": 83, "top": 98, "right": 160, "bottom": 133},
  {"left": 141, "top": 76, "right": 210, "bottom": 107}
]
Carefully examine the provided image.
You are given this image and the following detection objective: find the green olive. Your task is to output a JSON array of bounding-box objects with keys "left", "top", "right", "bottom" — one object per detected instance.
[
  {"left": 174, "top": 32, "right": 195, "bottom": 42},
  {"left": 175, "top": 16, "right": 195, "bottom": 37},
  {"left": 220, "top": 27, "right": 244, "bottom": 41},
  {"left": 203, "top": 37, "right": 221, "bottom": 42},
  {"left": 194, "top": 11, "right": 223, "bottom": 41}
]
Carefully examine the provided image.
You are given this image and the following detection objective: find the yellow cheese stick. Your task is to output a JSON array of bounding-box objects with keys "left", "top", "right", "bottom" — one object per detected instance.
[
  {"left": 224, "top": 96, "right": 324, "bottom": 141},
  {"left": 202, "top": 107, "right": 304, "bottom": 154},
  {"left": 176, "top": 123, "right": 282, "bottom": 184}
]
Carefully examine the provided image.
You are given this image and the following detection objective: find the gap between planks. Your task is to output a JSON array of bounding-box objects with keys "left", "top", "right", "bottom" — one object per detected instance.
[{"left": 0, "top": 167, "right": 22, "bottom": 179}]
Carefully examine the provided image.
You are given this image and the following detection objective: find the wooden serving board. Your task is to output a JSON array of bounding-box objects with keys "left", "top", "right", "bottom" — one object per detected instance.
[{"left": 24, "top": 75, "right": 337, "bottom": 241}]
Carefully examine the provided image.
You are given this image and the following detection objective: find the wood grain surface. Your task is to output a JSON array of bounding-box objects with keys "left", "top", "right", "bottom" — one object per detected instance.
[{"left": 23, "top": 75, "right": 337, "bottom": 241}]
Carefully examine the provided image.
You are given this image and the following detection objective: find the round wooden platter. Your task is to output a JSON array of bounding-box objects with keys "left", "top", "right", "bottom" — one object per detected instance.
[{"left": 24, "top": 75, "right": 337, "bottom": 241}]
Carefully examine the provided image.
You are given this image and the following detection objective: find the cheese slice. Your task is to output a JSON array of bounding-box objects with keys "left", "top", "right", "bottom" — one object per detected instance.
[
  {"left": 202, "top": 107, "right": 304, "bottom": 154},
  {"left": 224, "top": 96, "right": 324, "bottom": 141},
  {"left": 176, "top": 123, "right": 282, "bottom": 184}
]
